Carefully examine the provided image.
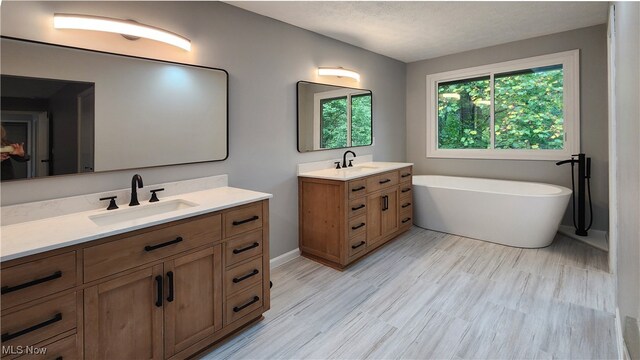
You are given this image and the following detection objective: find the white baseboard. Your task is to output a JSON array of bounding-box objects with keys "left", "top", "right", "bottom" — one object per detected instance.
[
  {"left": 270, "top": 248, "right": 300, "bottom": 269},
  {"left": 616, "top": 307, "right": 631, "bottom": 360}
]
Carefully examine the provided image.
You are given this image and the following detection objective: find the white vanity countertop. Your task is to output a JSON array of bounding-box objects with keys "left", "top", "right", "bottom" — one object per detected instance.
[
  {"left": 298, "top": 161, "right": 413, "bottom": 181},
  {"left": 1, "top": 186, "right": 272, "bottom": 262}
]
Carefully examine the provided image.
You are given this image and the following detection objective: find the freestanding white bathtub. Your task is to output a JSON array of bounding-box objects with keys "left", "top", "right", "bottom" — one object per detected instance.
[{"left": 412, "top": 175, "right": 572, "bottom": 248}]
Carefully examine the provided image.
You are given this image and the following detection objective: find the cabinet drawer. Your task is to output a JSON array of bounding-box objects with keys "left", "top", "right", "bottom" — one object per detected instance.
[
  {"left": 399, "top": 184, "right": 413, "bottom": 199},
  {"left": 84, "top": 214, "right": 221, "bottom": 282},
  {"left": 348, "top": 232, "right": 367, "bottom": 258},
  {"left": 225, "top": 284, "right": 263, "bottom": 326},
  {"left": 14, "top": 334, "right": 78, "bottom": 360},
  {"left": 399, "top": 167, "right": 413, "bottom": 183},
  {"left": 400, "top": 197, "right": 413, "bottom": 212},
  {"left": 366, "top": 171, "right": 399, "bottom": 194},
  {"left": 1, "top": 252, "right": 76, "bottom": 310},
  {"left": 348, "top": 197, "right": 367, "bottom": 218},
  {"left": 348, "top": 179, "right": 367, "bottom": 199},
  {"left": 225, "top": 256, "right": 263, "bottom": 296},
  {"left": 224, "top": 203, "right": 263, "bottom": 238},
  {"left": 400, "top": 206, "right": 413, "bottom": 228},
  {"left": 1, "top": 292, "right": 76, "bottom": 349},
  {"left": 348, "top": 215, "right": 367, "bottom": 238},
  {"left": 224, "top": 230, "right": 264, "bottom": 268}
]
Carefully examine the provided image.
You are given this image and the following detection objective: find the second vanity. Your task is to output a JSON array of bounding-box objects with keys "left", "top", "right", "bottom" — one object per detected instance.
[
  {"left": 298, "top": 155, "right": 413, "bottom": 269},
  {"left": 0, "top": 175, "right": 271, "bottom": 360}
]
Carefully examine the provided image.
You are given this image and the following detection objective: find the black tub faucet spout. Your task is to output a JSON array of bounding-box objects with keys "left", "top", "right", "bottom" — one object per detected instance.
[{"left": 129, "top": 174, "right": 144, "bottom": 206}]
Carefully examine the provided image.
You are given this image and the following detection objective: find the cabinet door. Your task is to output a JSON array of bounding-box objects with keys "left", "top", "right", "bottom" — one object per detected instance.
[
  {"left": 366, "top": 192, "right": 383, "bottom": 244},
  {"left": 164, "top": 246, "right": 222, "bottom": 357},
  {"left": 84, "top": 265, "right": 163, "bottom": 360},
  {"left": 381, "top": 188, "right": 399, "bottom": 238},
  {"left": 367, "top": 188, "right": 399, "bottom": 246}
]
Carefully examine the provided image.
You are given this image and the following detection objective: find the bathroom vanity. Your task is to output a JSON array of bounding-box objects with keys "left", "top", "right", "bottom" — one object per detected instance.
[
  {"left": 298, "top": 158, "right": 413, "bottom": 269},
  {"left": 0, "top": 176, "right": 271, "bottom": 359}
]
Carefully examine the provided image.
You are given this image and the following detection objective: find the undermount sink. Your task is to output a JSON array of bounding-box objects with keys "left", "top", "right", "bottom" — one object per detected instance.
[{"left": 89, "top": 199, "right": 198, "bottom": 226}]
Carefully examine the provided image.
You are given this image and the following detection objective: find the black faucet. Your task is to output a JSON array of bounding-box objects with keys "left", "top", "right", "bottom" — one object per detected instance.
[
  {"left": 129, "top": 174, "right": 144, "bottom": 206},
  {"left": 342, "top": 150, "right": 356, "bottom": 168}
]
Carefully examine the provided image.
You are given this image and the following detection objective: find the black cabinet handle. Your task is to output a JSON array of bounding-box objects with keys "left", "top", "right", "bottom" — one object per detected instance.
[
  {"left": 382, "top": 195, "right": 389, "bottom": 211},
  {"left": 351, "top": 223, "right": 365, "bottom": 230},
  {"left": 351, "top": 241, "right": 366, "bottom": 249},
  {"left": 351, "top": 204, "right": 365, "bottom": 211},
  {"left": 145, "top": 237, "right": 183, "bottom": 252},
  {"left": 1, "top": 271, "right": 62, "bottom": 294},
  {"left": 233, "top": 215, "right": 259, "bottom": 226},
  {"left": 401, "top": 187, "right": 412, "bottom": 193},
  {"left": 155, "top": 275, "right": 163, "bottom": 307},
  {"left": 402, "top": 217, "right": 412, "bottom": 224},
  {"left": 1, "top": 313, "right": 62, "bottom": 342},
  {"left": 233, "top": 269, "right": 260, "bottom": 283},
  {"left": 351, "top": 186, "right": 366, "bottom": 192},
  {"left": 379, "top": 179, "right": 391, "bottom": 184},
  {"left": 55, "top": 357, "right": 63, "bottom": 360},
  {"left": 402, "top": 202, "right": 412, "bottom": 208},
  {"left": 401, "top": 173, "right": 412, "bottom": 178},
  {"left": 233, "top": 242, "right": 260, "bottom": 254},
  {"left": 166, "top": 271, "right": 174, "bottom": 302},
  {"left": 233, "top": 296, "right": 260, "bottom": 312}
]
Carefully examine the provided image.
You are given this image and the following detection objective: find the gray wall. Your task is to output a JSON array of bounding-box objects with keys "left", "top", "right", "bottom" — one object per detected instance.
[
  {"left": 406, "top": 25, "right": 609, "bottom": 231},
  {"left": 0, "top": 1, "right": 407, "bottom": 259},
  {"left": 613, "top": 2, "right": 640, "bottom": 357}
]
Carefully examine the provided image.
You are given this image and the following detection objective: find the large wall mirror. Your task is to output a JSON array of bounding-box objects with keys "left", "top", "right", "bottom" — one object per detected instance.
[
  {"left": 297, "top": 81, "right": 372, "bottom": 152},
  {"left": 0, "top": 37, "right": 228, "bottom": 181}
]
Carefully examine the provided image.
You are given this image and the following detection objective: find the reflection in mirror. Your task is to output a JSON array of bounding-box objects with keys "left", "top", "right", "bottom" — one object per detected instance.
[
  {"left": 1, "top": 75, "right": 95, "bottom": 180},
  {"left": 0, "top": 37, "right": 228, "bottom": 182},
  {"left": 297, "top": 81, "right": 372, "bottom": 152}
]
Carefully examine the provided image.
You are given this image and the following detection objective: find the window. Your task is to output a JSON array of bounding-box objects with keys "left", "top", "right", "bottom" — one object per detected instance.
[
  {"left": 314, "top": 89, "right": 372, "bottom": 150},
  {"left": 427, "top": 50, "right": 579, "bottom": 160}
]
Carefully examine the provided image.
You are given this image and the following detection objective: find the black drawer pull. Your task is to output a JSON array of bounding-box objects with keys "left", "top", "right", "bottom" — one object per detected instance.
[
  {"left": 233, "top": 269, "right": 260, "bottom": 283},
  {"left": 401, "top": 173, "right": 412, "bottom": 178},
  {"left": 166, "top": 271, "right": 174, "bottom": 302},
  {"left": 145, "top": 237, "right": 183, "bottom": 252},
  {"left": 402, "top": 217, "right": 412, "bottom": 224},
  {"left": 402, "top": 202, "right": 412, "bottom": 208},
  {"left": 232, "top": 215, "right": 260, "bottom": 226},
  {"left": 351, "top": 223, "right": 365, "bottom": 230},
  {"left": 401, "top": 187, "right": 412, "bottom": 193},
  {"left": 1, "top": 313, "right": 62, "bottom": 342},
  {"left": 233, "top": 242, "right": 260, "bottom": 254},
  {"left": 379, "top": 179, "right": 391, "bottom": 184},
  {"left": 55, "top": 357, "right": 63, "bottom": 360},
  {"left": 351, "top": 241, "right": 366, "bottom": 249},
  {"left": 155, "top": 275, "right": 163, "bottom": 307},
  {"left": 1, "top": 271, "right": 62, "bottom": 294},
  {"left": 351, "top": 204, "right": 365, "bottom": 211},
  {"left": 351, "top": 186, "right": 366, "bottom": 192},
  {"left": 233, "top": 296, "right": 260, "bottom": 312}
]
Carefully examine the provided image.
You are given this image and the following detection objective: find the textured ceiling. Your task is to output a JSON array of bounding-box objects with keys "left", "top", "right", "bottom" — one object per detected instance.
[{"left": 227, "top": 1, "right": 608, "bottom": 63}]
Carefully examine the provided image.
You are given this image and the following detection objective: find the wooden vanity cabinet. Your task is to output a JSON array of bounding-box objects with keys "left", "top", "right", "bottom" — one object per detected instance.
[
  {"left": 0, "top": 199, "right": 270, "bottom": 360},
  {"left": 299, "top": 167, "right": 412, "bottom": 269}
]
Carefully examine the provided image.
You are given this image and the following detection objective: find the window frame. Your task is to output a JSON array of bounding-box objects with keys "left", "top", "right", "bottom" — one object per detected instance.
[
  {"left": 426, "top": 50, "right": 580, "bottom": 160},
  {"left": 313, "top": 88, "right": 371, "bottom": 150}
]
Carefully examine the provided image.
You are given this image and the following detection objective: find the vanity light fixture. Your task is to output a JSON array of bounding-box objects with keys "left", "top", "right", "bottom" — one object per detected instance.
[
  {"left": 318, "top": 67, "right": 361, "bottom": 81},
  {"left": 53, "top": 13, "right": 191, "bottom": 51}
]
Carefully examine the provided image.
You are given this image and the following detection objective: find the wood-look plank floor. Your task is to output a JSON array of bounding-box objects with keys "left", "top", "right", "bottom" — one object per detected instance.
[{"left": 202, "top": 227, "right": 617, "bottom": 360}]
